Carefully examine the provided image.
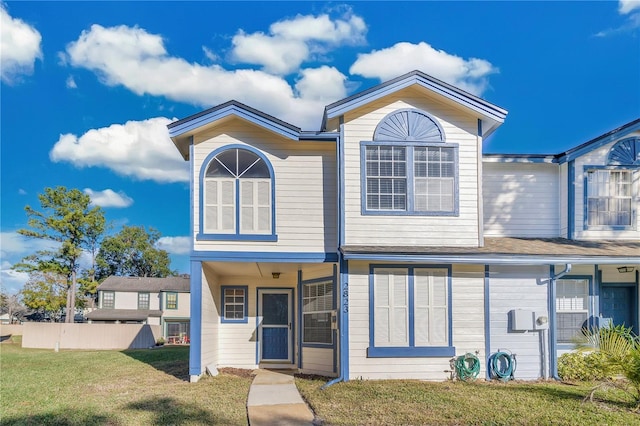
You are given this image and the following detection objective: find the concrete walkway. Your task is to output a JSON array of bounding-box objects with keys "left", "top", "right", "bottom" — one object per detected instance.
[{"left": 247, "top": 369, "right": 315, "bottom": 426}]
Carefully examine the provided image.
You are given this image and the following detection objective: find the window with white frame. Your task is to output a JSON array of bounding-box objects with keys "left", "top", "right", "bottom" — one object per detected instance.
[
  {"left": 586, "top": 169, "right": 633, "bottom": 227},
  {"left": 370, "top": 266, "right": 453, "bottom": 357},
  {"left": 222, "top": 286, "right": 247, "bottom": 322},
  {"left": 138, "top": 292, "right": 150, "bottom": 310},
  {"left": 556, "top": 278, "right": 590, "bottom": 344},
  {"left": 302, "top": 280, "right": 334, "bottom": 345},
  {"left": 362, "top": 109, "right": 457, "bottom": 215},
  {"left": 203, "top": 148, "right": 272, "bottom": 236},
  {"left": 102, "top": 291, "right": 114, "bottom": 309}
]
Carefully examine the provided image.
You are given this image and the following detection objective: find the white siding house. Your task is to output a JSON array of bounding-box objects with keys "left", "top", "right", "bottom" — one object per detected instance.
[{"left": 169, "top": 70, "right": 640, "bottom": 383}]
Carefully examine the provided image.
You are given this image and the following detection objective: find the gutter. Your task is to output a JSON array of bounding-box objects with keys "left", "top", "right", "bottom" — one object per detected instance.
[{"left": 550, "top": 264, "right": 572, "bottom": 380}]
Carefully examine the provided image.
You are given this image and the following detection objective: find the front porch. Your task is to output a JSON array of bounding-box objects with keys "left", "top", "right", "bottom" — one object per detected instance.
[{"left": 189, "top": 260, "right": 339, "bottom": 381}]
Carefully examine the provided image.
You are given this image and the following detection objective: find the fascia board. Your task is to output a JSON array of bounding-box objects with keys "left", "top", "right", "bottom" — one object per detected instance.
[
  {"left": 168, "top": 105, "right": 300, "bottom": 141},
  {"left": 341, "top": 253, "right": 640, "bottom": 265},
  {"left": 325, "top": 75, "right": 507, "bottom": 127},
  {"left": 557, "top": 120, "right": 640, "bottom": 164}
]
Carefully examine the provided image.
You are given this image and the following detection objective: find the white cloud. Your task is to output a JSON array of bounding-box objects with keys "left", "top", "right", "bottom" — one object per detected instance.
[
  {"left": 83, "top": 188, "right": 134, "bottom": 208},
  {"left": 295, "top": 66, "right": 347, "bottom": 101},
  {"left": 349, "top": 42, "right": 498, "bottom": 96},
  {"left": 66, "top": 75, "right": 77, "bottom": 89},
  {"left": 619, "top": 0, "right": 640, "bottom": 14},
  {"left": 0, "top": 4, "right": 43, "bottom": 84},
  {"left": 231, "top": 11, "right": 366, "bottom": 75},
  {"left": 0, "top": 262, "right": 29, "bottom": 295},
  {"left": 1, "top": 232, "right": 59, "bottom": 258},
  {"left": 49, "top": 117, "right": 189, "bottom": 183},
  {"left": 156, "top": 236, "right": 190, "bottom": 255},
  {"left": 64, "top": 23, "right": 350, "bottom": 128},
  {"left": 18, "top": 189, "right": 27, "bottom": 195}
]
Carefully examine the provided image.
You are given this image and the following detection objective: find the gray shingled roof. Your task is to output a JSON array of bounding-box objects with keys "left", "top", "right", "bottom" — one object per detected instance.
[
  {"left": 342, "top": 237, "right": 640, "bottom": 263},
  {"left": 97, "top": 276, "right": 190, "bottom": 292},
  {"left": 86, "top": 309, "right": 162, "bottom": 321}
]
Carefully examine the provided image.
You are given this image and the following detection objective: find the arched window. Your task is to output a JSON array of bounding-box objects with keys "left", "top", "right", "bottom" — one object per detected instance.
[
  {"left": 200, "top": 146, "right": 276, "bottom": 240},
  {"left": 362, "top": 109, "right": 457, "bottom": 215}
]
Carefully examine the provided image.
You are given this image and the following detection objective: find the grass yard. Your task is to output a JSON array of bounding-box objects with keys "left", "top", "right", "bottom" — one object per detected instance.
[
  {"left": 296, "top": 376, "right": 640, "bottom": 426},
  {"left": 2, "top": 337, "right": 639, "bottom": 425},
  {"left": 0, "top": 337, "right": 252, "bottom": 425}
]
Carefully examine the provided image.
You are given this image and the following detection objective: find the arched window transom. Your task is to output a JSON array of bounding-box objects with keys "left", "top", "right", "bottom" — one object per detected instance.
[
  {"left": 607, "top": 137, "right": 640, "bottom": 166},
  {"left": 201, "top": 147, "right": 275, "bottom": 240},
  {"left": 374, "top": 109, "right": 445, "bottom": 142}
]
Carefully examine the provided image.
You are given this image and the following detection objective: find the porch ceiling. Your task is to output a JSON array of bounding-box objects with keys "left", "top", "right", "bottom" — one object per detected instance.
[{"left": 204, "top": 261, "right": 328, "bottom": 279}]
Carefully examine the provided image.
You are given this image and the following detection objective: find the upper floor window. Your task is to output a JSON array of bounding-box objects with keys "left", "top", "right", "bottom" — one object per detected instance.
[
  {"left": 102, "top": 291, "right": 114, "bottom": 309},
  {"left": 361, "top": 109, "right": 458, "bottom": 216},
  {"left": 138, "top": 292, "right": 150, "bottom": 310},
  {"left": 166, "top": 292, "right": 178, "bottom": 310},
  {"left": 585, "top": 137, "right": 639, "bottom": 230},
  {"left": 200, "top": 146, "right": 276, "bottom": 241},
  {"left": 586, "top": 170, "right": 632, "bottom": 227}
]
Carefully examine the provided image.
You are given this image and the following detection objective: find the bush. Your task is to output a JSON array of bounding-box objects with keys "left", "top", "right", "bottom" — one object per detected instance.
[{"left": 558, "top": 351, "right": 608, "bottom": 381}]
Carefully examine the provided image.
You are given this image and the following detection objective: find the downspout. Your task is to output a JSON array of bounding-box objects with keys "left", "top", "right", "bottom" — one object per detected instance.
[
  {"left": 323, "top": 118, "right": 347, "bottom": 391},
  {"left": 549, "top": 264, "right": 572, "bottom": 380}
]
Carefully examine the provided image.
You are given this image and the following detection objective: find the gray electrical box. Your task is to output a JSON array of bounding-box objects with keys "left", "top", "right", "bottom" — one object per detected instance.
[{"left": 510, "top": 309, "right": 534, "bottom": 331}]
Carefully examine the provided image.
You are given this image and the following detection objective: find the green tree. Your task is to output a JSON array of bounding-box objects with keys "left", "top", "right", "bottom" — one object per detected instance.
[
  {"left": 14, "top": 187, "right": 106, "bottom": 322},
  {"left": 96, "top": 225, "right": 175, "bottom": 280},
  {"left": 20, "top": 271, "right": 67, "bottom": 320}
]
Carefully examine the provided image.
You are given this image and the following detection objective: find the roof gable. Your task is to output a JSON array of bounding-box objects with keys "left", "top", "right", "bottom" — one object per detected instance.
[
  {"left": 322, "top": 70, "right": 507, "bottom": 137},
  {"left": 168, "top": 100, "right": 302, "bottom": 160}
]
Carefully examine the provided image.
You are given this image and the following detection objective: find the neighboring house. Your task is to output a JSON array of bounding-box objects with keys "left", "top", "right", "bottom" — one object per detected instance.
[
  {"left": 87, "top": 276, "right": 190, "bottom": 343},
  {"left": 168, "top": 70, "right": 640, "bottom": 383}
]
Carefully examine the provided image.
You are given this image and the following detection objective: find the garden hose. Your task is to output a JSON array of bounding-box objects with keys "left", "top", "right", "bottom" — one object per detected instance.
[
  {"left": 489, "top": 350, "right": 516, "bottom": 381},
  {"left": 454, "top": 352, "right": 481, "bottom": 381}
]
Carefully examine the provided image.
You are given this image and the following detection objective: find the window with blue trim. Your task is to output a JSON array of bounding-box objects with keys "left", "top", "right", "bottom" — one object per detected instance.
[
  {"left": 302, "top": 280, "right": 334, "bottom": 345},
  {"left": 203, "top": 148, "right": 274, "bottom": 238},
  {"left": 586, "top": 169, "right": 633, "bottom": 227},
  {"left": 362, "top": 109, "right": 458, "bottom": 215},
  {"left": 556, "top": 278, "right": 590, "bottom": 344},
  {"left": 222, "top": 286, "right": 248, "bottom": 323},
  {"left": 369, "top": 266, "right": 454, "bottom": 357}
]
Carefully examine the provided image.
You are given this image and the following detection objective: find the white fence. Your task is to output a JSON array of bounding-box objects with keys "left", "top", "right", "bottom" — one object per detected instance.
[{"left": 17, "top": 323, "right": 161, "bottom": 350}]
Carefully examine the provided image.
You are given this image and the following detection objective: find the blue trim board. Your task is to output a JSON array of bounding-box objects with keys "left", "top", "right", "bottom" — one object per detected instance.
[
  {"left": 484, "top": 265, "right": 491, "bottom": 380},
  {"left": 189, "top": 261, "right": 202, "bottom": 377},
  {"left": 198, "top": 144, "right": 278, "bottom": 241},
  {"left": 297, "top": 270, "right": 303, "bottom": 369},
  {"left": 339, "top": 255, "right": 349, "bottom": 380},
  {"left": 220, "top": 286, "right": 249, "bottom": 324},
  {"left": 367, "top": 264, "right": 455, "bottom": 358},
  {"left": 568, "top": 160, "right": 574, "bottom": 239},
  {"left": 191, "top": 250, "right": 339, "bottom": 263},
  {"left": 359, "top": 141, "right": 460, "bottom": 217}
]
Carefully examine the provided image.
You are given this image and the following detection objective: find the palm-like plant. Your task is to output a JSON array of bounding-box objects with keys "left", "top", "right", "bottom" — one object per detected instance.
[{"left": 576, "top": 324, "right": 640, "bottom": 408}]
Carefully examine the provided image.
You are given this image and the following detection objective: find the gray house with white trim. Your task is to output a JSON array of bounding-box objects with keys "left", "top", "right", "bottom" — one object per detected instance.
[
  {"left": 169, "top": 70, "right": 640, "bottom": 382},
  {"left": 88, "top": 276, "right": 190, "bottom": 343}
]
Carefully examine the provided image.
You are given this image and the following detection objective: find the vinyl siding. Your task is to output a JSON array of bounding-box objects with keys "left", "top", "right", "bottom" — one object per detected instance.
[
  {"left": 483, "top": 163, "right": 560, "bottom": 237},
  {"left": 488, "top": 265, "right": 549, "bottom": 380},
  {"left": 192, "top": 119, "right": 337, "bottom": 253},
  {"left": 573, "top": 134, "right": 640, "bottom": 240},
  {"left": 347, "top": 261, "right": 485, "bottom": 380},
  {"left": 559, "top": 163, "right": 569, "bottom": 238},
  {"left": 342, "top": 87, "right": 482, "bottom": 247},
  {"left": 301, "top": 347, "right": 336, "bottom": 376},
  {"left": 162, "top": 291, "right": 190, "bottom": 318},
  {"left": 109, "top": 291, "right": 160, "bottom": 310}
]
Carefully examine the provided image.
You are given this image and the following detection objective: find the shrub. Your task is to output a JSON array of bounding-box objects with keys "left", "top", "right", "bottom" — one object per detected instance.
[{"left": 558, "top": 351, "right": 608, "bottom": 381}]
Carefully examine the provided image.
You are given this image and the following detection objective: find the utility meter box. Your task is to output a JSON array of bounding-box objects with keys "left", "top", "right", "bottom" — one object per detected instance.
[{"left": 510, "top": 309, "right": 534, "bottom": 331}]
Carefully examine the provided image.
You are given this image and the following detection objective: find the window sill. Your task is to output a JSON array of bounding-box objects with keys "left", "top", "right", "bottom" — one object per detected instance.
[
  {"left": 220, "top": 318, "right": 249, "bottom": 324},
  {"left": 367, "top": 346, "right": 455, "bottom": 358},
  {"left": 197, "top": 233, "right": 278, "bottom": 242}
]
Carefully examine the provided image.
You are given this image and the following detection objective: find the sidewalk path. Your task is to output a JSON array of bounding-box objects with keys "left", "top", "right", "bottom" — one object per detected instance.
[{"left": 247, "top": 369, "right": 315, "bottom": 426}]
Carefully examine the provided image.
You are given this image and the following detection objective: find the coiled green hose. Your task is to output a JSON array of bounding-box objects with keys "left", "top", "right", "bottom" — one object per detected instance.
[
  {"left": 454, "top": 352, "right": 481, "bottom": 381},
  {"left": 490, "top": 351, "right": 516, "bottom": 381}
]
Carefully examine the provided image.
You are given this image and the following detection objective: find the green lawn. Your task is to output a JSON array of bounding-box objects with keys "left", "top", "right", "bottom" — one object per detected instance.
[
  {"left": 0, "top": 337, "right": 252, "bottom": 425},
  {"left": 296, "top": 375, "right": 640, "bottom": 425},
  {"left": 2, "top": 337, "right": 638, "bottom": 425}
]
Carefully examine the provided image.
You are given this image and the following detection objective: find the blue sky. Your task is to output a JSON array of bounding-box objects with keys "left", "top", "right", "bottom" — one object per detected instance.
[{"left": 1, "top": 1, "right": 639, "bottom": 294}]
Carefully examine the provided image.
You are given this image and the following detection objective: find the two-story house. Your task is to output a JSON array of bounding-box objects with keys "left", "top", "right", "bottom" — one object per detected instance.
[
  {"left": 87, "top": 276, "right": 191, "bottom": 343},
  {"left": 169, "top": 70, "right": 640, "bottom": 383}
]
